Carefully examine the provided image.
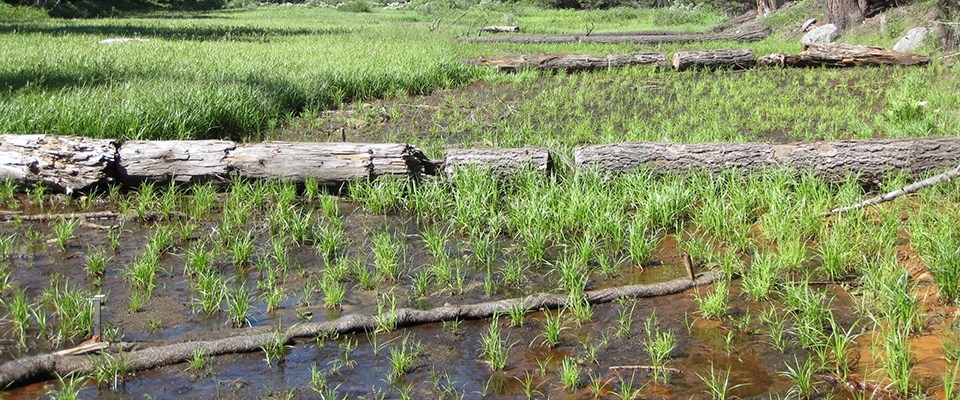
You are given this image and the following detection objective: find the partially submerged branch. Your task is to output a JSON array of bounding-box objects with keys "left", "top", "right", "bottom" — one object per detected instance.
[{"left": 0, "top": 272, "right": 722, "bottom": 389}]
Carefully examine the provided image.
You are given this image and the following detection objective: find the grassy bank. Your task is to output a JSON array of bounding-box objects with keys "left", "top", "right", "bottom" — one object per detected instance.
[{"left": 0, "top": 4, "right": 729, "bottom": 141}]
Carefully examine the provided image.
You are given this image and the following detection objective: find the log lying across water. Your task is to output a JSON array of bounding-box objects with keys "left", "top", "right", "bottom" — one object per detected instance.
[
  {"left": 672, "top": 49, "right": 756, "bottom": 71},
  {"left": 457, "top": 28, "right": 771, "bottom": 44},
  {"left": 465, "top": 53, "right": 667, "bottom": 72},
  {"left": 574, "top": 137, "right": 960, "bottom": 183},
  {"left": 0, "top": 272, "right": 722, "bottom": 389},
  {"left": 758, "top": 43, "right": 932, "bottom": 68},
  {"left": 0, "top": 134, "right": 116, "bottom": 193}
]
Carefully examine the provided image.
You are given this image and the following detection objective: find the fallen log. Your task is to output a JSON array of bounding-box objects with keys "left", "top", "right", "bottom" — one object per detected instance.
[
  {"left": 0, "top": 135, "right": 116, "bottom": 193},
  {"left": 443, "top": 147, "right": 553, "bottom": 177},
  {"left": 226, "top": 142, "right": 432, "bottom": 184},
  {"left": 457, "top": 28, "right": 771, "bottom": 44},
  {"left": 0, "top": 272, "right": 722, "bottom": 389},
  {"left": 117, "top": 140, "right": 234, "bottom": 184},
  {"left": 478, "top": 25, "right": 520, "bottom": 34},
  {"left": 574, "top": 137, "right": 960, "bottom": 183},
  {"left": 118, "top": 141, "right": 432, "bottom": 185},
  {"left": 707, "top": 10, "right": 757, "bottom": 33},
  {"left": 466, "top": 53, "right": 667, "bottom": 72},
  {"left": 672, "top": 49, "right": 756, "bottom": 71},
  {"left": 759, "top": 43, "right": 932, "bottom": 68}
]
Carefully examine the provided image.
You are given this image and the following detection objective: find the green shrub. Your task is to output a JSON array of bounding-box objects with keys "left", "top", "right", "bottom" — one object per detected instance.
[
  {"left": 0, "top": 2, "right": 49, "bottom": 20},
  {"left": 338, "top": 0, "right": 372, "bottom": 12}
]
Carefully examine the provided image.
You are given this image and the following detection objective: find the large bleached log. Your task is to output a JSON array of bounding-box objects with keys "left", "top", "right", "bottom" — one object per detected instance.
[
  {"left": 672, "top": 49, "right": 756, "bottom": 71},
  {"left": 759, "top": 43, "right": 932, "bottom": 68},
  {"left": 457, "top": 28, "right": 771, "bottom": 44},
  {"left": 574, "top": 137, "right": 960, "bottom": 183},
  {"left": 117, "top": 140, "right": 235, "bottom": 183},
  {"left": 443, "top": 147, "right": 553, "bottom": 177},
  {"left": 226, "top": 142, "right": 432, "bottom": 184},
  {"left": 0, "top": 134, "right": 116, "bottom": 193},
  {"left": 466, "top": 53, "right": 667, "bottom": 72}
]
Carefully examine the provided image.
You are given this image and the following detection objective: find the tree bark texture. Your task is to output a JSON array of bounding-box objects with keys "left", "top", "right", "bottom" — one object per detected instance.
[
  {"left": 443, "top": 147, "right": 553, "bottom": 178},
  {"left": 0, "top": 134, "right": 116, "bottom": 193},
  {"left": 457, "top": 28, "right": 771, "bottom": 44},
  {"left": 757, "top": 0, "right": 786, "bottom": 17},
  {"left": 708, "top": 10, "right": 757, "bottom": 33},
  {"left": 758, "top": 43, "right": 931, "bottom": 68},
  {"left": 573, "top": 137, "right": 960, "bottom": 184},
  {"left": 466, "top": 53, "right": 667, "bottom": 72},
  {"left": 672, "top": 49, "right": 757, "bottom": 71},
  {"left": 825, "top": 0, "right": 864, "bottom": 30},
  {"left": 0, "top": 273, "right": 721, "bottom": 389}
]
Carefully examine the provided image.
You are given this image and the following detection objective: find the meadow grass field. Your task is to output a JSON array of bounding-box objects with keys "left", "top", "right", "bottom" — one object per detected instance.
[{"left": 2, "top": 0, "right": 960, "bottom": 399}]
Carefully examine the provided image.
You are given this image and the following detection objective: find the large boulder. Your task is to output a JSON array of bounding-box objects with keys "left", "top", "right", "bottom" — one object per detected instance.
[
  {"left": 801, "top": 24, "right": 838, "bottom": 45},
  {"left": 893, "top": 27, "right": 929, "bottom": 53}
]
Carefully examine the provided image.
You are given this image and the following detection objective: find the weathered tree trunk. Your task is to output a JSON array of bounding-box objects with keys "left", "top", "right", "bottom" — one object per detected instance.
[
  {"left": 0, "top": 273, "right": 721, "bottom": 389},
  {"left": 573, "top": 137, "right": 960, "bottom": 183},
  {"left": 226, "top": 142, "right": 432, "bottom": 185},
  {"left": 672, "top": 49, "right": 757, "bottom": 71},
  {"left": 457, "top": 28, "right": 771, "bottom": 44},
  {"left": 758, "top": 0, "right": 786, "bottom": 17},
  {"left": 443, "top": 147, "right": 553, "bottom": 178},
  {"left": 825, "top": 0, "right": 864, "bottom": 30},
  {"left": 466, "top": 53, "right": 667, "bottom": 72},
  {"left": 117, "top": 140, "right": 234, "bottom": 184},
  {"left": 934, "top": 0, "right": 960, "bottom": 51},
  {"left": 759, "top": 44, "right": 932, "bottom": 67},
  {"left": 478, "top": 25, "right": 520, "bottom": 34},
  {"left": 0, "top": 135, "right": 116, "bottom": 193},
  {"left": 118, "top": 141, "right": 432, "bottom": 186},
  {"left": 708, "top": 11, "right": 757, "bottom": 33}
]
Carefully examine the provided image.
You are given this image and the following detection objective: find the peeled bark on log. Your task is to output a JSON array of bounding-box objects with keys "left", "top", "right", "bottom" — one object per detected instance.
[
  {"left": 672, "top": 49, "right": 757, "bottom": 71},
  {"left": 0, "top": 135, "right": 116, "bottom": 193},
  {"left": 708, "top": 11, "right": 757, "bottom": 33},
  {"left": 762, "top": 43, "right": 932, "bottom": 68},
  {"left": 0, "top": 272, "right": 721, "bottom": 389},
  {"left": 574, "top": 137, "right": 960, "bottom": 184},
  {"left": 226, "top": 142, "right": 432, "bottom": 185},
  {"left": 478, "top": 25, "right": 520, "bottom": 34},
  {"left": 117, "top": 140, "right": 235, "bottom": 184},
  {"left": 456, "top": 28, "right": 771, "bottom": 44},
  {"left": 443, "top": 147, "right": 553, "bottom": 178},
  {"left": 466, "top": 53, "right": 667, "bottom": 72}
]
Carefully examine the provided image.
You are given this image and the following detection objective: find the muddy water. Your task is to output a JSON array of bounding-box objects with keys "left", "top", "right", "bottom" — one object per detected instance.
[{"left": 0, "top": 195, "right": 941, "bottom": 399}]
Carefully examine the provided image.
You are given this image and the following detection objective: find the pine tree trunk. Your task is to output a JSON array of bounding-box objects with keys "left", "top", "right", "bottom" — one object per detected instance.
[{"left": 825, "top": 0, "right": 864, "bottom": 30}]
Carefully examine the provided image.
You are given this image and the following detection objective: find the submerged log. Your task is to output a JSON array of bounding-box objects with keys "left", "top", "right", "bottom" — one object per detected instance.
[
  {"left": 574, "top": 137, "right": 960, "bottom": 183},
  {"left": 760, "top": 43, "right": 932, "bottom": 68},
  {"left": 467, "top": 53, "right": 667, "bottom": 72},
  {"left": 226, "top": 142, "right": 432, "bottom": 184},
  {"left": 457, "top": 28, "right": 771, "bottom": 44},
  {"left": 672, "top": 49, "right": 756, "bottom": 71},
  {"left": 0, "top": 272, "right": 722, "bottom": 389},
  {"left": 0, "top": 135, "right": 116, "bottom": 193},
  {"left": 478, "top": 25, "right": 520, "bottom": 34},
  {"left": 443, "top": 147, "right": 553, "bottom": 177}
]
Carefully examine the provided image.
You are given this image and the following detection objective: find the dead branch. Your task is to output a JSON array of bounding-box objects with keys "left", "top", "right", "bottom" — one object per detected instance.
[
  {"left": 0, "top": 272, "right": 721, "bottom": 389},
  {"left": 826, "top": 164, "right": 960, "bottom": 216}
]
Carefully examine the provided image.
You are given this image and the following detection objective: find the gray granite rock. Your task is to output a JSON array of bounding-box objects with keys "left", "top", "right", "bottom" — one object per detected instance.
[
  {"left": 801, "top": 24, "right": 838, "bottom": 45},
  {"left": 893, "top": 27, "right": 929, "bottom": 53}
]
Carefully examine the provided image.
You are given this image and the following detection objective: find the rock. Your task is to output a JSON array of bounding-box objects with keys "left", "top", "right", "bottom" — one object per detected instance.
[
  {"left": 893, "top": 27, "right": 929, "bottom": 53},
  {"left": 800, "top": 18, "right": 817, "bottom": 32},
  {"left": 801, "top": 24, "right": 837, "bottom": 45},
  {"left": 100, "top": 38, "right": 149, "bottom": 44}
]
